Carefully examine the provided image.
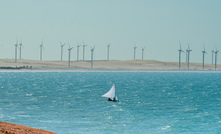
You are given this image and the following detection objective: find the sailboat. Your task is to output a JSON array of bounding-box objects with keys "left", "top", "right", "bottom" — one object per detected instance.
[{"left": 101, "top": 84, "right": 119, "bottom": 102}]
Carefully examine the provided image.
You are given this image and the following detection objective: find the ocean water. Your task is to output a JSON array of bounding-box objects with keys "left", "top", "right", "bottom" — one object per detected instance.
[{"left": 0, "top": 72, "right": 221, "bottom": 134}]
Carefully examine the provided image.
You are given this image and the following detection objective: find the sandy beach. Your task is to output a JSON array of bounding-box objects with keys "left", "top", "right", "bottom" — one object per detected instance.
[{"left": 0, "top": 59, "right": 220, "bottom": 72}]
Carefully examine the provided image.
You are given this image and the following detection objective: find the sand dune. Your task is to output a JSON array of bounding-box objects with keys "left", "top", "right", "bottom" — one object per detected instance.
[{"left": 0, "top": 59, "right": 220, "bottom": 71}]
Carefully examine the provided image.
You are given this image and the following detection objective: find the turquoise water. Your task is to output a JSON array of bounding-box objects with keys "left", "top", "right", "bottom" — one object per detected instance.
[{"left": 0, "top": 72, "right": 221, "bottom": 133}]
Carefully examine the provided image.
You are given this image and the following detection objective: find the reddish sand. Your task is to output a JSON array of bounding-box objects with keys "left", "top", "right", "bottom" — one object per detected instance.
[{"left": 0, "top": 122, "right": 56, "bottom": 134}]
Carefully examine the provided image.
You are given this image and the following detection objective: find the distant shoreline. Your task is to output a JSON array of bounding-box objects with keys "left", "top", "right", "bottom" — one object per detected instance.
[
  {"left": 0, "top": 68, "right": 220, "bottom": 73},
  {"left": 0, "top": 59, "right": 220, "bottom": 72}
]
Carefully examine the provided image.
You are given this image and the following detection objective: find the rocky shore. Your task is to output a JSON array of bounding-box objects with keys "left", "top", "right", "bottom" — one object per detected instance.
[{"left": 0, "top": 121, "right": 56, "bottom": 134}]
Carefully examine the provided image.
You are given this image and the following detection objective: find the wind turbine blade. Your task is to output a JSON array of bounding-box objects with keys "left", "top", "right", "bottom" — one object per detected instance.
[
  {"left": 179, "top": 41, "right": 182, "bottom": 50},
  {"left": 90, "top": 46, "right": 95, "bottom": 51}
]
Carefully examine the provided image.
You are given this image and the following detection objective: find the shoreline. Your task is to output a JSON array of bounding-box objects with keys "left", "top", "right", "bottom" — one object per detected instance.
[
  {"left": 0, "top": 68, "right": 220, "bottom": 73},
  {"left": 0, "top": 121, "right": 56, "bottom": 134},
  {"left": 0, "top": 59, "right": 220, "bottom": 72}
]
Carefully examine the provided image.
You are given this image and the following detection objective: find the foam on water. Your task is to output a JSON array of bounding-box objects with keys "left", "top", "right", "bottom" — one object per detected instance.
[{"left": 0, "top": 72, "right": 221, "bottom": 133}]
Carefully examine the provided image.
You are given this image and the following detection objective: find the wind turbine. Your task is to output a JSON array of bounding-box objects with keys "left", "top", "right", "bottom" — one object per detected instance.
[
  {"left": 178, "top": 41, "right": 184, "bottom": 70},
  {"left": 186, "top": 48, "right": 188, "bottom": 63},
  {"left": 141, "top": 47, "right": 145, "bottom": 60},
  {"left": 40, "top": 40, "right": 44, "bottom": 61},
  {"left": 14, "top": 38, "right": 18, "bottom": 63},
  {"left": 133, "top": 44, "right": 137, "bottom": 60},
  {"left": 202, "top": 44, "right": 207, "bottom": 70},
  {"left": 90, "top": 46, "right": 95, "bottom": 69},
  {"left": 186, "top": 44, "right": 192, "bottom": 70},
  {"left": 107, "top": 43, "right": 111, "bottom": 61},
  {"left": 60, "top": 42, "right": 66, "bottom": 61},
  {"left": 68, "top": 43, "right": 73, "bottom": 68},
  {"left": 214, "top": 47, "right": 219, "bottom": 71},
  {"left": 211, "top": 48, "right": 214, "bottom": 64},
  {"left": 77, "top": 42, "right": 81, "bottom": 61},
  {"left": 82, "top": 41, "right": 87, "bottom": 61},
  {"left": 19, "top": 39, "right": 23, "bottom": 59}
]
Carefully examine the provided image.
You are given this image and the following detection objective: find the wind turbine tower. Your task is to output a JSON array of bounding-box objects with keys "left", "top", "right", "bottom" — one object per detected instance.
[
  {"left": 14, "top": 39, "right": 18, "bottom": 63},
  {"left": 68, "top": 43, "right": 73, "bottom": 68},
  {"left": 178, "top": 41, "right": 184, "bottom": 70},
  {"left": 186, "top": 44, "right": 192, "bottom": 70},
  {"left": 77, "top": 42, "right": 81, "bottom": 61},
  {"left": 211, "top": 48, "right": 214, "bottom": 64},
  {"left": 133, "top": 45, "right": 137, "bottom": 60},
  {"left": 107, "top": 43, "right": 111, "bottom": 61},
  {"left": 19, "top": 39, "right": 23, "bottom": 59},
  {"left": 60, "top": 42, "right": 66, "bottom": 61},
  {"left": 141, "top": 47, "right": 145, "bottom": 60},
  {"left": 214, "top": 47, "right": 219, "bottom": 71},
  {"left": 82, "top": 41, "right": 87, "bottom": 61},
  {"left": 90, "top": 46, "right": 95, "bottom": 69},
  {"left": 40, "top": 40, "right": 44, "bottom": 61},
  {"left": 202, "top": 45, "right": 207, "bottom": 70}
]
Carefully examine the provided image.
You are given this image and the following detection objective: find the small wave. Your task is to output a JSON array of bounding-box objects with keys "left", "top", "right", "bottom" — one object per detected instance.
[
  {"left": 17, "top": 114, "right": 30, "bottom": 118},
  {"left": 27, "top": 97, "right": 38, "bottom": 102},
  {"left": 112, "top": 104, "right": 118, "bottom": 107},
  {"left": 40, "top": 120, "right": 62, "bottom": 123},
  {"left": 108, "top": 116, "right": 113, "bottom": 119},
  {"left": 8, "top": 116, "right": 16, "bottom": 120},
  {"left": 0, "top": 114, "right": 5, "bottom": 118},
  {"left": 117, "top": 109, "right": 123, "bottom": 111},
  {"left": 161, "top": 125, "right": 171, "bottom": 130},
  {"left": 26, "top": 94, "right": 32, "bottom": 96}
]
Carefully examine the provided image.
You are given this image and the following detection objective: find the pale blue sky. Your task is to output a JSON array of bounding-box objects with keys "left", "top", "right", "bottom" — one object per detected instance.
[{"left": 0, "top": 0, "right": 220, "bottom": 64}]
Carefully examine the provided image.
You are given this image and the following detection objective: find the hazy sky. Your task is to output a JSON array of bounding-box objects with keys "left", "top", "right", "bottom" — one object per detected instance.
[{"left": 0, "top": 0, "right": 220, "bottom": 64}]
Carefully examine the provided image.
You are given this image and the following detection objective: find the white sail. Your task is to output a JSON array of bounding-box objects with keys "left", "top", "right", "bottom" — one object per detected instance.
[{"left": 101, "top": 84, "right": 115, "bottom": 100}]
